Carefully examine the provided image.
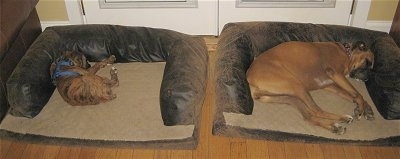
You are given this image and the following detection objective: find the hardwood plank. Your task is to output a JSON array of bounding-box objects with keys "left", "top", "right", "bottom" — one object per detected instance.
[
  {"left": 4, "top": 141, "right": 28, "bottom": 159},
  {"left": 0, "top": 139, "right": 12, "bottom": 159},
  {"left": 246, "top": 139, "right": 269, "bottom": 159},
  {"left": 95, "top": 147, "right": 117, "bottom": 159},
  {"left": 192, "top": 87, "right": 211, "bottom": 159},
  {"left": 57, "top": 146, "right": 81, "bottom": 159},
  {"left": 359, "top": 146, "right": 379, "bottom": 159},
  {"left": 305, "top": 143, "right": 324, "bottom": 159},
  {"left": 342, "top": 145, "right": 362, "bottom": 159},
  {"left": 208, "top": 136, "right": 231, "bottom": 159},
  {"left": 154, "top": 150, "right": 170, "bottom": 159},
  {"left": 231, "top": 141, "right": 247, "bottom": 159},
  {"left": 284, "top": 142, "right": 308, "bottom": 159},
  {"left": 193, "top": 109, "right": 209, "bottom": 159},
  {"left": 207, "top": 50, "right": 230, "bottom": 159},
  {"left": 193, "top": 49, "right": 214, "bottom": 159},
  {"left": 376, "top": 147, "right": 399, "bottom": 159},
  {"left": 43, "top": 145, "right": 61, "bottom": 159},
  {"left": 132, "top": 149, "right": 154, "bottom": 159},
  {"left": 21, "top": 143, "right": 46, "bottom": 159},
  {"left": 320, "top": 144, "right": 346, "bottom": 159},
  {"left": 397, "top": 147, "right": 400, "bottom": 156},
  {"left": 267, "top": 141, "right": 285, "bottom": 159},
  {"left": 170, "top": 150, "right": 192, "bottom": 159},
  {"left": 115, "top": 148, "right": 133, "bottom": 159},
  {"left": 78, "top": 146, "right": 97, "bottom": 159}
]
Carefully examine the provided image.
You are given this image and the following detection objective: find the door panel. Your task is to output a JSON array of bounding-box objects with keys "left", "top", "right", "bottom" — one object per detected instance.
[
  {"left": 219, "top": 0, "right": 353, "bottom": 33},
  {"left": 82, "top": 0, "right": 218, "bottom": 35},
  {"left": 78, "top": 0, "right": 355, "bottom": 35}
]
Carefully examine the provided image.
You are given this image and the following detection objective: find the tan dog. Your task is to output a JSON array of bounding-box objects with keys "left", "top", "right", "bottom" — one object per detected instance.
[
  {"left": 246, "top": 41, "right": 375, "bottom": 134},
  {"left": 50, "top": 51, "right": 119, "bottom": 106}
]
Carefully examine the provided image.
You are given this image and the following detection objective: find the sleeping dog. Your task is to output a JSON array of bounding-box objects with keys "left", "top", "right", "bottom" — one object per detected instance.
[
  {"left": 246, "top": 41, "right": 375, "bottom": 134},
  {"left": 50, "top": 51, "right": 119, "bottom": 106}
]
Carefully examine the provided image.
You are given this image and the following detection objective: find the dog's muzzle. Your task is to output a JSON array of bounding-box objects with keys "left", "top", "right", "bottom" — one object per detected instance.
[{"left": 349, "top": 67, "right": 370, "bottom": 82}]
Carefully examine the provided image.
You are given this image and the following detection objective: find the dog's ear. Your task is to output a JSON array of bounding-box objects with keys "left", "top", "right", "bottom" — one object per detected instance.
[
  {"left": 50, "top": 63, "right": 57, "bottom": 77},
  {"left": 64, "top": 51, "right": 72, "bottom": 57},
  {"left": 366, "top": 59, "right": 374, "bottom": 69},
  {"left": 353, "top": 41, "right": 368, "bottom": 51}
]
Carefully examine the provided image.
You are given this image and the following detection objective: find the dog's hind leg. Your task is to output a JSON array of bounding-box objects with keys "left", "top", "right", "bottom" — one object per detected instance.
[
  {"left": 88, "top": 55, "right": 117, "bottom": 74},
  {"left": 104, "top": 67, "right": 119, "bottom": 87}
]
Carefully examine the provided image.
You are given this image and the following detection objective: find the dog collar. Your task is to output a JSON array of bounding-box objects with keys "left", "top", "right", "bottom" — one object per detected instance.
[{"left": 52, "top": 59, "right": 80, "bottom": 80}]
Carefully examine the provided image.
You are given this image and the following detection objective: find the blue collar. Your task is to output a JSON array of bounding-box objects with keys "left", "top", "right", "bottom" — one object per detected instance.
[{"left": 51, "top": 59, "right": 80, "bottom": 81}]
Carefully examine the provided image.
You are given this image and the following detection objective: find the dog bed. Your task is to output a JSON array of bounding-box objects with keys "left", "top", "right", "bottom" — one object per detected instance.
[
  {"left": 213, "top": 22, "right": 400, "bottom": 146},
  {"left": 2, "top": 25, "right": 208, "bottom": 149}
]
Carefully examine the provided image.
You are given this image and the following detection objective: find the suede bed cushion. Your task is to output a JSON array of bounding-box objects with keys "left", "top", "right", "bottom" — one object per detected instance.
[
  {"left": 215, "top": 22, "right": 400, "bottom": 120},
  {"left": 6, "top": 25, "right": 208, "bottom": 126}
]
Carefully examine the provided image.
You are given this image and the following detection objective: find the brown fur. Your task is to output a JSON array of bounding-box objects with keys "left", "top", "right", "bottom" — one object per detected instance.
[
  {"left": 50, "top": 51, "right": 119, "bottom": 106},
  {"left": 246, "top": 41, "right": 375, "bottom": 134}
]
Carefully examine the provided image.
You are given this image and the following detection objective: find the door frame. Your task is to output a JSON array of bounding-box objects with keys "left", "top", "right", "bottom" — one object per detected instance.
[{"left": 64, "top": 0, "right": 372, "bottom": 34}]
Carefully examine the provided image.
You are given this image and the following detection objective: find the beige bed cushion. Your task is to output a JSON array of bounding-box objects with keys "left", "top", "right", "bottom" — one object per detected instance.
[
  {"left": 222, "top": 79, "right": 400, "bottom": 141},
  {"left": 0, "top": 62, "right": 194, "bottom": 142}
]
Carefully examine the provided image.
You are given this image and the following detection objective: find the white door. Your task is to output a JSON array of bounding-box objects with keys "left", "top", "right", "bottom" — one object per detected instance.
[
  {"left": 80, "top": 0, "right": 218, "bottom": 35},
  {"left": 65, "top": 0, "right": 370, "bottom": 35},
  {"left": 219, "top": 0, "right": 356, "bottom": 33}
]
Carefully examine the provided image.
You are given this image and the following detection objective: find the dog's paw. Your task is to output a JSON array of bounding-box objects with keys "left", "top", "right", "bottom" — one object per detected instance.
[
  {"left": 353, "top": 107, "right": 362, "bottom": 120},
  {"left": 110, "top": 67, "right": 118, "bottom": 74},
  {"left": 331, "top": 123, "right": 346, "bottom": 135},
  {"left": 354, "top": 106, "right": 375, "bottom": 121},
  {"left": 364, "top": 106, "right": 375, "bottom": 121},
  {"left": 108, "top": 55, "right": 116, "bottom": 64},
  {"left": 341, "top": 115, "right": 354, "bottom": 124}
]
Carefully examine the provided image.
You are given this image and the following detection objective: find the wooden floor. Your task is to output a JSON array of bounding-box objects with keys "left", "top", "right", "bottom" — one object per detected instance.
[{"left": 1, "top": 37, "right": 399, "bottom": 159}]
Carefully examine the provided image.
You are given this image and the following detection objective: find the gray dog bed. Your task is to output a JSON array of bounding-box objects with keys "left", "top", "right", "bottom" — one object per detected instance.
[
  {"left": 213, "top": 22, "right": 400, "bottom": 146},
  {"left": 2, "top": 25, "right": 208, "bottom": 149}
]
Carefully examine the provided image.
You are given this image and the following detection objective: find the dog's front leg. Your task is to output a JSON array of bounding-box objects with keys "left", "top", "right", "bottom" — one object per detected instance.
[
  {"left": 324, "top": 84, "right": 353, "bottom": 102},
  {"left": 325, "top": 69, "right": 374, "bottom": 120}
]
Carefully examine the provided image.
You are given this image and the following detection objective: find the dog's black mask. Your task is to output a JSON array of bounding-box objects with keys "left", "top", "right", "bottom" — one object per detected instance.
[{"left": 349, "top": 60, "right": 373, "bottom": 81}]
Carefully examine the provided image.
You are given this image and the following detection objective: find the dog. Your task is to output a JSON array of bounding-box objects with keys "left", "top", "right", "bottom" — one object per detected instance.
[
  {"left": 246, "top": 41, "right": 375, "bottom": 134},
  {"left": 50, "top": 51, "right": 119, "bottom": 106}
]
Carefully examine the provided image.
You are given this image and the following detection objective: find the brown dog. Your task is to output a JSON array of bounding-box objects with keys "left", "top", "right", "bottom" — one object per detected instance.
[
  {"left": 246, "top": 41, "right": 375, "bottom": 134},
  {"left": 50, "top": 51, "right": 119, "bottom": 106}
]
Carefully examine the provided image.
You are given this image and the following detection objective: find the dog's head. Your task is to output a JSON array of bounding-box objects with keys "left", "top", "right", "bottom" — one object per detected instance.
[
  {"left": 59, "top": 51, "right": 91, "bottom": 69},
  {"left": 50, "top": 51, "right": 91, "bottom": 81},
  {"left": 347, "top": 41, "right": 374, "bottom": 81}
]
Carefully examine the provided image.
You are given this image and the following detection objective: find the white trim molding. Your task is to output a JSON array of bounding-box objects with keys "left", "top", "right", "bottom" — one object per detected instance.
[
  {"left": 64, "top": 0, "right": 85, "bottom": 24},
  {"left": 365, "top": 21, "right": 393, "bottom": 33},
  {"left": 236, "top": 0, "right": 336, "bottom": 8},
  {"left": 350, "top": 0, "right": 371, "bottom": 28},
  {"left": 99, "top": 0, "right": 198, "bottom": 8},
  {"left": 40, "top": 21, "right": 71, "bottom": 30}
]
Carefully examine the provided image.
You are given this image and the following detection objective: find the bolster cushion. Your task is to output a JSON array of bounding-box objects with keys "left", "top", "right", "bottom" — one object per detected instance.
[
  {"left": 7, "top": 25, "right": 208, "bottom": 125},
  {"left": 215, "top": 22, "right": 400, "bottom": 120}
]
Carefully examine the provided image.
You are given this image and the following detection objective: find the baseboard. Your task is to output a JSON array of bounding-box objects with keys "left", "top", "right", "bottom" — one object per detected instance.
[
  {"left": 365, "top": 21, "right": 392, "bottom": 33},
  {"left": 40, "top": 21, "right": 70, "bottom": 30}
]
